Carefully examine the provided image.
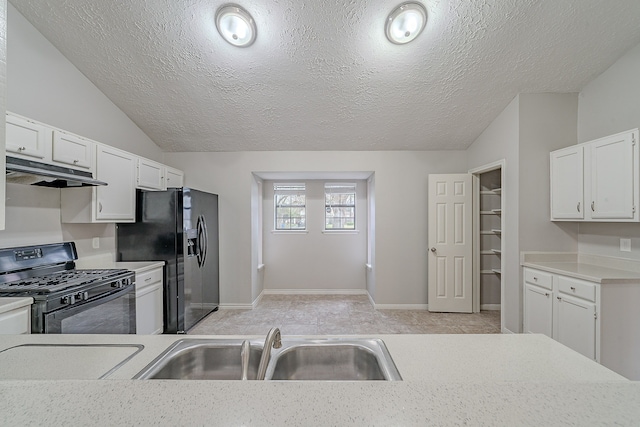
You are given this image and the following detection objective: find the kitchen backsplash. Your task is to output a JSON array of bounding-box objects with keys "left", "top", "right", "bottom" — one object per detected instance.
[
  {"left": 0, "top": 183, "right": 115, "bottom": 259},
  {"left": 578, "top": 222, "right": 640, "bottom": 261}
]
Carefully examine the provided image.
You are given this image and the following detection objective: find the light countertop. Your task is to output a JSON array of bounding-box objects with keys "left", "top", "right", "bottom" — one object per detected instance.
[
  {"left": 521, "top": 252, "right": 640, "bottom": 283},
  {"left": 1, "top": 333, "right": 639, "bottom": 425},
  {"left": 75, "top": 255, "right": 164, "bottom": 274},
  {"left": 0, "top": 297, "right": 32, "bottom": 314}
]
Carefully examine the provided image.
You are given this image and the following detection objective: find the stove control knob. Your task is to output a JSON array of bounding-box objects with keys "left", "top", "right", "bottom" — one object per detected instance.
[
  {"left": 122, "top": 277, "right": 132, "bottom": 286},
  {"left": 77, "top": 291, "right": 89, "bottom": 301},
  {"left": 62, "top": 294, "right": 76, "bottom": 305},
  {"left": 111, "top": 280, "right": 123, "bottom": 289}
]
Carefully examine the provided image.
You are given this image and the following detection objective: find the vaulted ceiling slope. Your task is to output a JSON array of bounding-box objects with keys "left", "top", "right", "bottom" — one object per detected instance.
[{"left": 10, "top": 1, "right": 640, "bottom": 152}]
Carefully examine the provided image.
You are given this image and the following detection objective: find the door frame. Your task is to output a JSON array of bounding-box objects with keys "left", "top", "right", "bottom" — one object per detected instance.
[{"left": 469, "top": 159, "right": 505, "bottom": 332}]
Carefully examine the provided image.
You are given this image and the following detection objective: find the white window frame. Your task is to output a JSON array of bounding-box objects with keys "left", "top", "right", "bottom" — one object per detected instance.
[
  {"left": 324, "top": 183, "right": 357, "bottom": 231},
  {"left": 274, "top": 183, "right": 307, "bottom": 231}
]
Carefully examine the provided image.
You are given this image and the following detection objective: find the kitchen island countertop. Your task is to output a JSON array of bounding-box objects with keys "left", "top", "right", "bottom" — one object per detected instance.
[{"left": 1, "top": 333, "right": 639, "bottom": 425}]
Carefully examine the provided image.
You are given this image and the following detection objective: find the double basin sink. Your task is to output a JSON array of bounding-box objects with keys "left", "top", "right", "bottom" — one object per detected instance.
[{"left": 134, "top": 337, "right": 402, "bottom": 381}]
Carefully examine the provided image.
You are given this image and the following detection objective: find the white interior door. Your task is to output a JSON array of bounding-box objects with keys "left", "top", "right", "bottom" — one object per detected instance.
[{"left": 428, "top": 174, "right": 473, "bottom": 312}]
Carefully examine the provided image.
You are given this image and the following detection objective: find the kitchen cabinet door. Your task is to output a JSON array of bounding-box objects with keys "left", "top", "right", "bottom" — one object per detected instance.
[
  {"left": 524, "top": 283, "right": 553, "bottom": 337},
  {"left": 165, "top": 167, "right": 184, "bottom": 188},
  {"left": 555, "top": 293, "right": 596, "bottom": 360},
  {"left": 550, "top": 145, "right": 584, "bottom": 220},
  {"left": 137, "top": 158, "right": 164, "bottom": 190},
  {"left": 135, "top": 267, "right": 164, "bottom": 334},
  {"left": 52, "top": 130, "right": 94, "bottom": 171},
  {"left": 5, "top": 113, "right": 51, "bottom": 161},
  {"left": 95, "top": 145, "right": 136, "bottom": 221},
  {"left": 589, "top": 132, "right": 636, "bottom": 220}
]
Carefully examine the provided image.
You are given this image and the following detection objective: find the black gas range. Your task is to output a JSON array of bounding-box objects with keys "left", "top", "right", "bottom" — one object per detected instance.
[{"left": 0, "top": 242, "right": 136, "bottom": 334}]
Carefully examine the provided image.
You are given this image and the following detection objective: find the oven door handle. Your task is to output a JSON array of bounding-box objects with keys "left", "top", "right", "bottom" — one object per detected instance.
[{"left": 44, "top": 283, "right": 135, "bottom": 332}]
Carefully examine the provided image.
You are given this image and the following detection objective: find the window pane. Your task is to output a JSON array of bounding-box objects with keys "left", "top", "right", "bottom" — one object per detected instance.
[
  {"left": 325, "top": 192, "right": 355, "bottom": 230},
  {"left": 275, "top": 183, "right": 306, "bottom": 230}
]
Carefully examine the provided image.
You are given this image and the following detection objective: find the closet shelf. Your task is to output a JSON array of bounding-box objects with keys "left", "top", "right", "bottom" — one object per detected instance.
[
  {"left": 480, "top": 210, "right": 499, "bottom": 215},
  {"left": 480, "top": 188, "right": 502, "bottom": 195},
  {"left": 480, "top": 250, "right": 501, "bottom": 255},
  {"left": 480, "top": 230, "right": 502, "bottom": 235},
  {"left": 491, "top": 209, "right": 502, "bottom": 215},
  {"left": 492, "top": 269, "right": 502, "bottom": 275},
  {"left": 491, "top": 229, "right": 502, "bottom": 234}
]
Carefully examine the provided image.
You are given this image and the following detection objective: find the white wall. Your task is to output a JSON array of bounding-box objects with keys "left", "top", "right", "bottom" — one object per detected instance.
[
  {"left": 262, "top": 179, "right": 367, "bottom": 292},
  {"left": 577, "top": 42, "right": 640, "bottom": 260},
  {"left": 467, "top": 96, "right": 520, "bottom": 331},
  {"left": 164, "top": 151, "right": 467, "bottom": 306},
  {"left": 466, "top": 93, "right": 579, "bottom": 333},
  {"left": 0, "top": 5, "right": 160, "bottom": 255},
  {"left": 0, "top": 0, "right": 6, "bottom": 231}
]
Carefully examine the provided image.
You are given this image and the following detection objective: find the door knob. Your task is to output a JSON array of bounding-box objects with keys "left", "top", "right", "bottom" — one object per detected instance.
[{"left": 430, "top": 247, "right": 436, "bottom": 252}]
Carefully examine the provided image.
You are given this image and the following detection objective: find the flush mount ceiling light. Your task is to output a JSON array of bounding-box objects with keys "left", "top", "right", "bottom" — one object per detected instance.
[
  {"left": 215, "top": 4, "right": 257, "bottom": 47},
  {"left": 385, "top": 2, "right": 427, "bottom": 45}
]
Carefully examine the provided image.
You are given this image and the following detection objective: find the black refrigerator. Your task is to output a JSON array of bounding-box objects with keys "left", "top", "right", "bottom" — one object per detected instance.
[{"left": 117, "top": 188, "right": 219, "bottom": 333}]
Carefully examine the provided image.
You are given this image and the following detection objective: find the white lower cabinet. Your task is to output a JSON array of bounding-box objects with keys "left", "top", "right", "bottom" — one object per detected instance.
[
  {"left": 135, "top": 267, "right": 164, "bottom": 335},
  {"left": 555, "top": 293, "right": 596, "bottom": 360},
  {"left": 0, "top": 301, "right": 31, "bottom": 334},
  {"left": 523, "top": 283, "right": 553, "bottom": 336},
  {"left": 524, "top": 267, "right": 640, "bottom": 380}
]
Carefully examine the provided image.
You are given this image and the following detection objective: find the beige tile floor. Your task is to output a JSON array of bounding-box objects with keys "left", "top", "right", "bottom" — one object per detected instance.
[{"left": 189, "top": 294, "right": 501, "bottom": 336}]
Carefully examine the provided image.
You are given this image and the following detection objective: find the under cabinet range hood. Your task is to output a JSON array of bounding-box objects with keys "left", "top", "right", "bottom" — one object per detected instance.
[{"left": 5, "top": 156, "right": 107, "bottom": 187}]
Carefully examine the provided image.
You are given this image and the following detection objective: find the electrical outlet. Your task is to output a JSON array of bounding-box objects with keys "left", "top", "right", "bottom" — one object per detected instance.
[
  {"left": 92, "top": 237, "right": 100, "bottom": 249},
  {"left": 620, "top": 238, "right": 631, "bottom": 252}
]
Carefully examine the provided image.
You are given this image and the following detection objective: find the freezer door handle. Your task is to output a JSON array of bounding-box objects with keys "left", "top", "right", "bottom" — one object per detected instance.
[{"left": 196, "top": 215, "right": 208, "bottom": 268}]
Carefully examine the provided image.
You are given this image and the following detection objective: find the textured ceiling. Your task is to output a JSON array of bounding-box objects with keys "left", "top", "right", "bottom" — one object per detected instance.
[{"left": 9, "top": 0, "right": 640, "bottom": 151}]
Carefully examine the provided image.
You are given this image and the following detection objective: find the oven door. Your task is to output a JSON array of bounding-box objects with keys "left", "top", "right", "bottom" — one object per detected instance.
[{"left": 44, "top": 285, "right": 136, "bottom": 334}]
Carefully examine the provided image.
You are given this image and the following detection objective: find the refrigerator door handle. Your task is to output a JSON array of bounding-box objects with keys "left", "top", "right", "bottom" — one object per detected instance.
[
  {"left": 196, "top": 215, "right": 208, "bottom": 268},
  {"left": 201, "top": 215, "right": 209, "bottom": 267}
]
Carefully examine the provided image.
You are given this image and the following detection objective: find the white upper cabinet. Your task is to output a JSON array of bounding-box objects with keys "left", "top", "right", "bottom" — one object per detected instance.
[
  {"left": 61, "top": 144, "right": 136, "bottom": 223},
  {"left": 550, "top": 129, "right": 639, "bottom": 222},
  {"left": 164, "top": 166, "right": 184, "bottom": 188},
  {"left": 550, "top": 145, "right": 584, "bottom": 219},
  {"left": 6, "top": 113, "right": 51, "bottom": 161},
  {"left": 52, "top": 131, "right": 94, "bottom": 172},
  {"left": 137, "top": 158, "right": 165, "bottom": 190},
  {"left": 590, "top": 132, "right": 636, "bottom": 219},
  {"left": 95, "top": 145, "right": 136, "bottom": 221}
]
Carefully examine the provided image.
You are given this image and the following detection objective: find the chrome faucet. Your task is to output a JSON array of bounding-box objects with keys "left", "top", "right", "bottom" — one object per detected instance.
[
  {"left": 256, "top": 327, "right": 282, "bottom": 380},
  {"left": 240, "top": 340, "right": 251, "bottom": 380}
]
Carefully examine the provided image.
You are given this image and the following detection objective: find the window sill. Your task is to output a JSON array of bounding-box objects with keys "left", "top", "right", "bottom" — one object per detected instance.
[
  {"left": 322, "top": 230, "right": 360, "bottom": 234},
  {"left": 271, "top": 230, "right": 309, "bottom": 234}
]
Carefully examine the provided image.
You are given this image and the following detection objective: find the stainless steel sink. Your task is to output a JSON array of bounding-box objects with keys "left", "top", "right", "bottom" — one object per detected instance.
[
  {"left": 134, "top": 337, "right": 402, "bottom": 381},
  {"left": 265, "top": 338, "right": 402, "bottom": 381},
  {"left": 134, "top": 339, "right": 263, "bottom": 380}
]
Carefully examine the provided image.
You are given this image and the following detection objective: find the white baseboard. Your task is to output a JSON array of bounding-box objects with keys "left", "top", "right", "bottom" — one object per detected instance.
[
  {"left": 480, "top": 304, "right": 501, "bottom": 311},
  {"left": 502, "top": 327, "right": 515, "bottom": 334},
  {"left": 262, "top": 289, "right": 368, "bottom": 295},
  {"left": 374, "top": 303, "right": 429, "bottom": 310},
  {"left": 218, "top": 303, "right": 254, "bottom": 310}
]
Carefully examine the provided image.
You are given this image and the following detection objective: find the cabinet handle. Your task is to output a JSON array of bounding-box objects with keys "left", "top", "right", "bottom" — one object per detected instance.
[
  {"left": 577, "top": 202, "right": 580, "bottom": 212},
  {"left": 73, "top": 159, "right": 79, "bottom": 164},
  {"left": 591, "top": 201, "right": 595, "bottom": 212},
  {"left": 570, "top": 286, "right": 576, "bottom": 291},
  {"left": 18, "top": 146, "right": 26, "bottom": 151},
  {"left": 533, "top": 276, "right": 538, "bottom": 281},
  {"left": 544, "top": 292, "right": 549, "bottom": 297},
  {"left": 99, "top": 202, "right": 103, "bottom": 213},
  {"left": 145, "top": 277, "right": 152, "bottom": 282}
]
